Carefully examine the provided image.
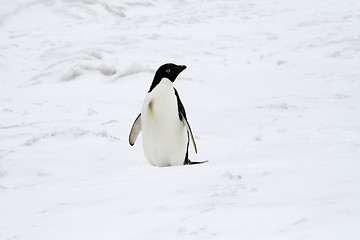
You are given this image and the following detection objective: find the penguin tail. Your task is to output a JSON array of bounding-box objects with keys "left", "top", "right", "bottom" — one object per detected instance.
[{"left": 184, "top": 159, "right": 208, "bottom": 165}]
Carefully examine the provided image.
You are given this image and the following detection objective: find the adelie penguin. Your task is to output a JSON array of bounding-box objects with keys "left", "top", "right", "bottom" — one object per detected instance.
[{"left": 129, "top": 63, "right": 207, "bottom": 167}]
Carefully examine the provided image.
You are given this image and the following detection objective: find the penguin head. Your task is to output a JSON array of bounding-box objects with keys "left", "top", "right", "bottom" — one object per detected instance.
[
  {"left": 148, "top": 63, "right": 187, "bottom": 92},
  {"left": 155, "top": 63, "right": 187, "bottom": 82}
]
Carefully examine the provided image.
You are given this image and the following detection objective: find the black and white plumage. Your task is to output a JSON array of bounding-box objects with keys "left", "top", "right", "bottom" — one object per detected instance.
[{"left": 129, "top": 63, "right": 205, "bottom": 167}]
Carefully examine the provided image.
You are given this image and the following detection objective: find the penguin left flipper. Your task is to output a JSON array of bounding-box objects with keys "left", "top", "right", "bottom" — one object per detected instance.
[
  {"left": 174, "top": 88, "right": 198, "bottom": 154},
  {"left": 129, "top": 113, "right": 142, "bottom": 146},
  {"left": 180, "top": 112, "right": 197, "bottom": 154}
]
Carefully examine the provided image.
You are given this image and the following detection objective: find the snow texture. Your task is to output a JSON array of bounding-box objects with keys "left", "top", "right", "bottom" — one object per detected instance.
[{"left": 1, "top": 0, "right": 360, "bottom": 239}]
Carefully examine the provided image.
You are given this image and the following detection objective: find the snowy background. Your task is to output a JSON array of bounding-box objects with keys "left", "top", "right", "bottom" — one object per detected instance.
[{"left": 1, "top": 0, "right": 360, "bottom": 239}]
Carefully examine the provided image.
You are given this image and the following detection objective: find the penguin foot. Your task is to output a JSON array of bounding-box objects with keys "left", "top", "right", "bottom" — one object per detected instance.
[{"left": 184, "top": 159, "right": 208, "bottom": 165}]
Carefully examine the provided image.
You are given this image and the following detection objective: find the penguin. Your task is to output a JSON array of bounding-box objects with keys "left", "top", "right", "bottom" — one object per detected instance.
[{"left": 129, "top": 63, "right": 206, "bottom": 167}]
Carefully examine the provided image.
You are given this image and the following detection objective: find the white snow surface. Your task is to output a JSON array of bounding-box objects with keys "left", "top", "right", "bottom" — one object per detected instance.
[{"left": 1, "top": 0, "right": 360, "bottom": 239}]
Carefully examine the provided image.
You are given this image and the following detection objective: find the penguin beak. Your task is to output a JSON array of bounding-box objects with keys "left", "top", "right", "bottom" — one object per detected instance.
[{"left": 179, "top": 65, "right": 187, "bottom": 71}]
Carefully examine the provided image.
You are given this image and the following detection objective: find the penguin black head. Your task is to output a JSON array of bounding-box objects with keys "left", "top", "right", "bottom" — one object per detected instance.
[
  {"left": 155, "top": 63, "right": 187, "bottom": 83},
  {"left": 148, "top": 63, "right": 187, "bottom": 92}
]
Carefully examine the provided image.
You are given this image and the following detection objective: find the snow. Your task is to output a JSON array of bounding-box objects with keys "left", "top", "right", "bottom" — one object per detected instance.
[{"left": 1, "top": 0, "right": 360, "bottom": 239}]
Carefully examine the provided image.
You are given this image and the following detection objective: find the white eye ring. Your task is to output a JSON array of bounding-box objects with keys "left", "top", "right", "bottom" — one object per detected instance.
[{"left": 166, "top": 69, "right": 170, "bottom": 73}]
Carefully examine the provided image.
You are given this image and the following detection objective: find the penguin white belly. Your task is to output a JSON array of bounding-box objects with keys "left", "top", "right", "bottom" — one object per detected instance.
[{"left": 141, "top": 79, "right": 188, "bottom": 167}]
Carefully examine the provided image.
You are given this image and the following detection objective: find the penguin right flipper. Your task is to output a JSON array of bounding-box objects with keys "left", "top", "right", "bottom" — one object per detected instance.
[{"left": 129, "top": 113, "right": 141, "bottom": 146}]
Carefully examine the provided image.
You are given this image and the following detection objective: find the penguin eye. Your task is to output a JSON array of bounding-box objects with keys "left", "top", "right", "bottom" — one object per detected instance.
[{"left": 166, "top": 69, "right": 171, "bottom": 73}]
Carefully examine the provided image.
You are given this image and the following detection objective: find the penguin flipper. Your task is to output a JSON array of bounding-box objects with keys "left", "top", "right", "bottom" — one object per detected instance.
[
  {"left": 180, "top": 112, "right": 197, "bottom": 154},
  {"left": 129, "top": 113, "right": 141, "bottom": 146},
  {"left": 174, "top": 88, "right": 198, "bottom": 154}
]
